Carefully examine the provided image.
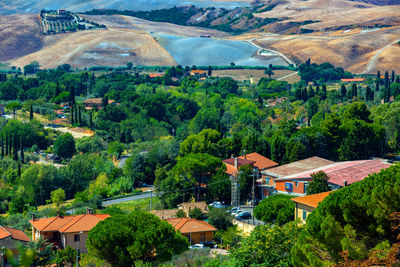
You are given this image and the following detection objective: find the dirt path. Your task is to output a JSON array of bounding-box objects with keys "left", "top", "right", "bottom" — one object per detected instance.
[
  {"left": 361, "top": 39, "right": 400, "bottom": 74},
  {"left": 277, "top": 71, "right": 299, "bottom": 81},
  {"left": 248, "top": 38, "right": 296, "bottom": 66}
]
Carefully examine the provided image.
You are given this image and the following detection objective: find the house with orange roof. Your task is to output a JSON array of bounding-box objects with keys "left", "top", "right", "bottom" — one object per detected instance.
[
  {"left": 30, "top": 211, "right": 110, "bottom": 252},
  {"left": 166, "top": 218, "right": 217, "bottom": 244},
  {"left": 291, "top": 191, "right": 333, "bottom": 222},
  {"left": 340, "top": 78, "right": 365, "bottom": 83},
  {"left": 190, "top": 70, "right": 207, "bottom": 78},
  {"left": 0, "top": 225, "right": 30, "bottom": 254}
]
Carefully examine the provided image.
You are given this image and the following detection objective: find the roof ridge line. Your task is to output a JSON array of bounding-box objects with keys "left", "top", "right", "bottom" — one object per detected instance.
[
  {"left": 60, "top": 214, "right": 86, "bottom": 233},
  {"left": 40, "top": 216, "right": 61, "bottom": 232},
  {"left": 0, "top": 225, "right": 11, "bottom": 237}
]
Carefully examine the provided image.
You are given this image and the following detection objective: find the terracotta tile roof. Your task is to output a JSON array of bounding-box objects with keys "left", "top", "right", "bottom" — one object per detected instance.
[
  {"left": 30, "top": 214, "right": 110, "bottom": 233},
  {"left": 341, "top": 78, "right": 365, "bottom": 82},
  {"left": 190, "top": 70, "right": 206, "bottom": 74},
  {"left": 291, "top": 191, "right": 333, "bottom": 208},
  {"left": 4, "top": 227, "right": 30, "bottom": 242},
  {"left": 223, "top": 158, "right": 256, "bottom": 167},
  {"left": 238, "top": 152, "right": 278, "bottom": 170},
  {"left": 276, "top": 159, "right": 391, "bottom": 187},
  {"left": 150, "top": 209, "right": 179, "bottom": 220},
  {"left": 224, "top": 162, "right": 238, "bottom": 176},
  {"left": 148, "top": 73, "right": 164, "bottom": 78},
  {"left": 166, "top": 218, "right": 217, "bottom": 234},
  {"left": 262, "top": 157, "right": 334, "bottom": 178},
  {"left": 0, "top": 226, "right": 30, "bottom": 242}
]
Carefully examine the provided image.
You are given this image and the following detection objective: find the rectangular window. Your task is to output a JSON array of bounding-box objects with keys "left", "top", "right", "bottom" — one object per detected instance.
[
  {"left": 74, "top": 234, "right": 80, "bottom": 242},
  {"left": 265, "top": 178, "right": 270, "bottom": 185},
  {"left": 304, "top": 183, "right": 308, "bottom": 193},
  {"left": 302, "top": 211, "right": 307, "bottom": 220},
  {"left": 295, "top": 181, "right": 298, "bottom": 187}
]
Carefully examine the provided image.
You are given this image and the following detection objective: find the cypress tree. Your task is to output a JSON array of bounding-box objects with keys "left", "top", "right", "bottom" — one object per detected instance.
[
  {"left": 377, "top": 70, "right": 381, "bottom": 80},
  {"left": 258, "top": 95, "right": 263, "bottom": 106},
  {"left": 396, "top": 76, "right": 400, "bottom": 84},
  {"left": 102, "top": 95, "right": 108, "bottom": 108},
  {"left": 375, "top": 82, "right": 380, "bottom": 92},
  {"left": 78, "top": 106, "right": 82, "bottom": 126},
  {"left": 89, "top": 112, "right": 93, "bottom": 129},
  {"left": 384, "top": 71, "right": 390, "bottom": 88},
  {"left": 321, "top": 85, "right": 327, "bottom": 100},
  {"left": 392, "top": 70, "right": 395, "bottom": 83},
  {"left": 29, "top": 104, "right": 33, "bottom": 121},
  {"left": 13, "top": 135, "right": 18, "bottom": 161},
  {"left": 1, "top": 136, "right": 3, "bottom": 158},
  {"left": 70, "top": 105, "right": 74, "bottom": 125},
  {"left": 308, "top": 86, "right": 315, "bottom": 98},
  {"left": 341, "top": 84, "right": 347, "bottom": 98},
  {"left": 74, "top": 105, "right": 78, "bottom": 125},
  {"left": 17, "top": 162, "right": 21, "bottom": 177},
  {"left": 8, "top": 134, "right": 11, "bottom": 156},
  {"left": 208, "top": 66, "right": 212, "bottom": 76},
  {"left": 20, "top": 136, "right": 24, "bottom": 164},
  {"left": 351, "top": 83, "right": 357, "bottom": 97},
  {"left": 315, "top": 85, "right": 320, "bottom": 94},
  {"left": 4, "top": 135, "right": 8, "bottom": 157},
  {"left": 366, "top": 86, "right": 374, "bottom": 101}
]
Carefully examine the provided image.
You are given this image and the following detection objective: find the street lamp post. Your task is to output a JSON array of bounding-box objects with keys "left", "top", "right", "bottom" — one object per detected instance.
[{"left": 76, "top": 231, "right": 83, "bottom": 267}]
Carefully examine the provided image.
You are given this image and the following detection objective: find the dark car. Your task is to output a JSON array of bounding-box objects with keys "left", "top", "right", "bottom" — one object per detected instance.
[{"left": 235, "top": 211, "right": 252, "bottom": 220}]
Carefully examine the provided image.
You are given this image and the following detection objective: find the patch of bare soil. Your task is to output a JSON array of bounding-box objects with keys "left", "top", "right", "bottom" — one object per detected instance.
[{"left": 0, "top": 14, "right": 43, "bottom": 61}]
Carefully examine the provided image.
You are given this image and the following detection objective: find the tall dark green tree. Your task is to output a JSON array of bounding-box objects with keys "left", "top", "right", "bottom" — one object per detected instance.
[
  {"left": 102, "top": 95, "right": 109, "bottom": 108},
  {"left": 70, "top": 105, "right": 74, "bottom": 125},
  {"left": 20, "top": 136, "right": 24, "bottom": 164},
  {"left": 208, "top": 65, "right": 212, "bottom": 76},
  {"left": 29, "top": 104, "right": 33, "bottom": 121},
  {"left": 321, "top": 84, "right": 327, "bottom": 100},
  {"left": 351, "top": 83, "right": 357, "bottom": 98},
  {"left": 12, "top": 135, "right": 18, "bottom": 161},
  {"left": 78, "top": 106, "right": 82, "bottom": 126},
  {"left": 365, "top": 86, "right": 374, "bottom": 101},
  {"left": 391, "top": 70, "right": 395, "bottom": 83},
  {"left": 340, "top": 84, "right": 347, "bottom": 98},
  {"left": 384, "top": 71, "right": 390, "bottom": 88},
  {"left": 375, "top": 81, "right": 380, "bottom": 92}
]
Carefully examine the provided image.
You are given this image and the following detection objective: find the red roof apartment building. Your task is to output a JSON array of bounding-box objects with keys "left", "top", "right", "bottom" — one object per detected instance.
[{"left": 261, "top": 157, "right": 391, "bottom": 197}]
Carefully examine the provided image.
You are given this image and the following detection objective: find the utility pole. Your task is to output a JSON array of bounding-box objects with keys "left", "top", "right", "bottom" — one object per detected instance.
[{"left": 252, "top": 168, "right": 257, "bottom": 225}]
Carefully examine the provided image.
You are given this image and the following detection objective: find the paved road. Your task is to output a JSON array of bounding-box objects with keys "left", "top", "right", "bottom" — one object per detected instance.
[
  {"left": 102, "top": 191, "right": 153, "bottom": 206},
  {"left": 236, "top": 206, "right": 265, "bottom": 226}
]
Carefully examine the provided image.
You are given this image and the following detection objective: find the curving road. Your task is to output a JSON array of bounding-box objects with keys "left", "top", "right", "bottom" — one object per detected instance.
[{"left": 102, "top": 191, "right": 153, "bottom": 206}]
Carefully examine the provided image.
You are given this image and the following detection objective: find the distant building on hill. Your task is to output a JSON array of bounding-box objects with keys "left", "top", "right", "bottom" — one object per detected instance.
[
  {"left": 340, "top": 78, "right": 364, "bottom": 83},
  {"left": 57, "top": 9, "right": 66, "bottom": 15},
  {"left": 190, "top": 70, "right": 207, "bottom": 78},
  {"left": 83, "top": 98, "right": 116, "bottom": 110}
]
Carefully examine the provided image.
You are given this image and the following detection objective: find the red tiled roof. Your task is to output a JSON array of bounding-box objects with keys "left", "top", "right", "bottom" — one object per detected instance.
[
  {"left": 262, "top": 157, "right": 334, "bottom": 178},
  {"left": 148, "top": 73, "right": 164, "bottom": 78},
  {"left": 224, "top": 162, "right": 238, "bottom": 176},
  {"left": 30, "top": 214, "right": 110, "bottom": 233},
  {"left": 291, "top": 191, "right": 332, "bottom": 208},
  {"left": 0, "top": 226, "right": 30, "bottom": 242},
  {"left": 239, "top": 152, "right": 278, "bottom": 170},
  {"left": 277, "top": 159, "right": 391, "bottom": 187},
  {"left": 191, "top": 70, "right": 206, "bottom": 74},
  {"left": 166, "top": 218, "right": 217, "bottom": 234},
  {"left": 341, "top": 78, "right": 365, "bottom": 82},
  {"left": 223, "top": 158, "right": 256, "bottom": 167}
]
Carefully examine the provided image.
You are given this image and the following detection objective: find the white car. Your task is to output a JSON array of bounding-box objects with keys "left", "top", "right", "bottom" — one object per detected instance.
[{"left": 189, "top": 244, "right": 205, "bottom": 249}]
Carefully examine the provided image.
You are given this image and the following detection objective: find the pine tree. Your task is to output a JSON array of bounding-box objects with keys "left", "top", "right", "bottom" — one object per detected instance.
[
  {"left": 341, "top": 84, "right": 347, "bottom": 98},
  {"left": 29, "top": 104, "right": 33, "bottom": 121}
]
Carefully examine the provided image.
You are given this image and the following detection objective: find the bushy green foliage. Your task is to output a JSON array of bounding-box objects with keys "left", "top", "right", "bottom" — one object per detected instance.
[
  {"left": 299, "top": 61, "right": 352, "bottom": 83},
  {"left": 254, "top": 194, "right": 295, "bottom": 225},
  {"left": 291, "top": 164, "right": 400, "bottom": 265},
  {"left": 306, "top": 171, "right": 331, "bottom": 195},
  {"left": 54, "top": 133, "right": 75, "bottom": 158},
  {"left": 87, "top": 211, "right": 189, "bottom": 265},
  {"left": 208, "top": 207, "right": 232, "bottom": 231}
]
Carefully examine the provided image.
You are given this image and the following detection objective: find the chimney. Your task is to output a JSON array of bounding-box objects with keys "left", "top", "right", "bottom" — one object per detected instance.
[
  {"left": 57, "top": 209, "right": 60, "bottom": 217},
  {"left": 244, "top": 154, "right": 247, "bottom": 159},
  {"left": 32, "top": 213, "right": 36, "bottom": 221},
  {"left": 344, "top": 180, "right": 348, "bottom": 187},
  {"left": 86, "top": 207, "right": 90, "bottom": 214},
  {"left": 234, "top": 157, "right": 238, "bottom": 170}
]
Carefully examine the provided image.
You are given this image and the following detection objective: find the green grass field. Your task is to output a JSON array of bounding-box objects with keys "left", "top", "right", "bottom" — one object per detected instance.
[{"left": 109, "top": 197, "right": 162, "bottom": 213}]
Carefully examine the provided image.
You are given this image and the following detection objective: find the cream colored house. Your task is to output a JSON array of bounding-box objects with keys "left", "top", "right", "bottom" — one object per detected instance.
[
  {"left": 291, "top": 191, "right": 332, "bottom": 223},
  {"left": 30, "top": 212, "right": 110, "bottom": 253}
]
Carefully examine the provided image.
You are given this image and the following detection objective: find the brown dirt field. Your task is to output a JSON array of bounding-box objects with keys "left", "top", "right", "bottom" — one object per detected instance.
[
  {"left": 212, "top": 69, "right": 300, "bottom": 83},
  {"left": 0, "top": 14, "right": 43, "bottom": 61},
  {"left": 81, "top": 15, "right": 230, "bottom": 38},
  {"left": 9, "top": 28, "right": 176, "bottom": 69},
  {"left": 247, "top": 26, "right": 400, "bottom": 74}
]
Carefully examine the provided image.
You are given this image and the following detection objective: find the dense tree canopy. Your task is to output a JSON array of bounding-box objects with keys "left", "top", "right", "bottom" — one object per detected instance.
[{"left": 87, "top": 211, "right": 189, "bottom": 266}]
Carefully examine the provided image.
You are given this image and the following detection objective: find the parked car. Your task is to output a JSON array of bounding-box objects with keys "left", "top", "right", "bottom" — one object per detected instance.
[
  {"left": 230, "top": 208, "right": 242, "bottom": 217},
  {"left": 210, "top": 201, "right": 227, "bottom": 208},
  {"left": 189, "top": 244, "right": 205, "bottom": 249},
  {"left": 235, "top": 211, "right": 252, "bottom": 220}
]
